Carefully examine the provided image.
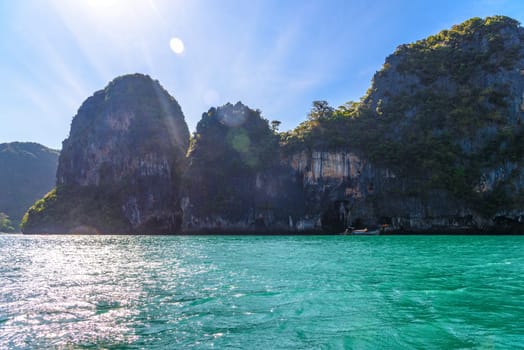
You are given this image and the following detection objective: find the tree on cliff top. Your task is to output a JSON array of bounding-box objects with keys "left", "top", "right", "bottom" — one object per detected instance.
[
  {"left": 308, "top": 100, "right": 334, "bottom": 120},
  {"left": 188, "top": 102, "right": 279, "bottom": 172}
]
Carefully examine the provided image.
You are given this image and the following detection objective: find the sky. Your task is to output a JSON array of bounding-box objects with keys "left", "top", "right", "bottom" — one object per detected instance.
[{"left": 1, "top": 0, "right": 524, "bottom": 149}]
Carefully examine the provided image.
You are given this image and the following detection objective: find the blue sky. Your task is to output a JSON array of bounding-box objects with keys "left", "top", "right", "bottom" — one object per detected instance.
[{"left": 1, "top": 0, "right": 524, "bottom": 149}]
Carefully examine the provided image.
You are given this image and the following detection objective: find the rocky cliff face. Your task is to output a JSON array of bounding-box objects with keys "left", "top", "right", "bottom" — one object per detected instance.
[
  {"left": 183, "top": 102, "right": 305, "bottom": 233},
  {"left": 284, "top": 150, "right": 485, "bottom": 233},
  {"left": 22, "top": 74, "right": 189, "bottom": 234}
]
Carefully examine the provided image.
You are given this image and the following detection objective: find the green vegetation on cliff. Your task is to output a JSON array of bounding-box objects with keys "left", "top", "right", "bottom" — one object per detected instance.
[
  {"left": 0, "top": 212, "right": 15, "bottom": 232},
  {"left": 21, "top": 186, "right": 129, "bottom": 234},
  {"left": 282, "top": 16, "right": 524, "bottom": 217},
  {"left": 394, "top": 16, "right": 521, "bottom": 81},
  {"left": 186, "top": 102, "right": 281, "bottom": 219}
]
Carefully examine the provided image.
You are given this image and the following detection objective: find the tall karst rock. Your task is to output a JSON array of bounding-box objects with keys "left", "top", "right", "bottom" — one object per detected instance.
[
  {"left": 22, "top": 74, "right": 189, "bottom": 234},
  {"left": 356, "top": 15, "right": 524, "bottom": 231},
  {"left": 183, "top": 102, "right": 304, "bottom": 233}
]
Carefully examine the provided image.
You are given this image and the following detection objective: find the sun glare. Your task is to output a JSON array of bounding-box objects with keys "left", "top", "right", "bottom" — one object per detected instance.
[
  {"left": 170, "top": 37, "right": 185, "bottom": 55},
  {"left": 86, "top": 0, "right": 118, "bottom": 10}
]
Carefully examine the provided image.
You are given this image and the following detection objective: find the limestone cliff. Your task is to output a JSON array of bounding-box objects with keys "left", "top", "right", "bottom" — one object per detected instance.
[
  {"left": 282, "top": 16, "right": 524, "bottom": 233},
  {"left": 284, "top": 150, "right": 482, "bottom": 233},
  {"left": 183, "top": 102, "right": 305, "bottom": 233},
  {"left": 22, "top": 74, "right": 189, "bottom": 234},
  {"left": 359, "top": 16, "right": 524, "bottom": 231}
]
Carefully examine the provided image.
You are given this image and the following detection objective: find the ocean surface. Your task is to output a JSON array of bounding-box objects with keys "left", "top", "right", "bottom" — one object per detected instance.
[{"left": 0, "top": 235, "right": 523, "bottom": 349}]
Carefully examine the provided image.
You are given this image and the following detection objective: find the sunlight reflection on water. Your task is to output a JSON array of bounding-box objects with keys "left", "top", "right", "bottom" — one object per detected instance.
[{"left": 0, "top": 235, "right": 197, "bottom": 348}]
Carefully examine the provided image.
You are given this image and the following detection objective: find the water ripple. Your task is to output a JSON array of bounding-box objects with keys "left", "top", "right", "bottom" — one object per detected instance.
[{"left": 0, "top": 234, "right": 523, "bottom": 349}]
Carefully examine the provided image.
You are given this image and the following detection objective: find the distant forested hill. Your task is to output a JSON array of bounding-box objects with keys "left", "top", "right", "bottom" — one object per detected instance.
[{"left": 0, "top": 142, "right": 59, "bottom": 231}]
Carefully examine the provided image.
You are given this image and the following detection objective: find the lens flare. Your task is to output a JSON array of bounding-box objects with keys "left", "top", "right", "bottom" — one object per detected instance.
[{"left": 169, "top": 37, "right": 185, "bottom": 55}]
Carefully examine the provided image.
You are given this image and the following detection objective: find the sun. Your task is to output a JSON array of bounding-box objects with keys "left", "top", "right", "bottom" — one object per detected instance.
[{"left": 170, "top": 37, "right": 185, "bottom": 55}]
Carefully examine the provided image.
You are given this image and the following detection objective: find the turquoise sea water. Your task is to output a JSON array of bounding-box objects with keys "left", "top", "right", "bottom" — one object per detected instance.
[{"left": 0, "top": 235, "right": 523, "bottom": 349}]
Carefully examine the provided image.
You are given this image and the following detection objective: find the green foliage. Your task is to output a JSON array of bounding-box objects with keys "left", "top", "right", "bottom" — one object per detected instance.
[
  {"left": 395, "top": 16, "right": 520, "bottom": 82},
  {"left": 270, "top": 120, "right": 281, "bottom": 132},
  {"left": 187, "top": 102, "right": 281, "bottom": 218},
  {"left": 189, "top": 102, "right": 279, "bottom": 173},
  {"left": 280, "top": 101, "right": 358, "bottom": 152},
  {"left": 0, "top": 212, "right": 15, "bottom": 232},
  {"left": 308, "top": 100, "right": 335, "bottom": 120},
  {"left": 21, "top": 186, "right": 130, "bottom": 233}
]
